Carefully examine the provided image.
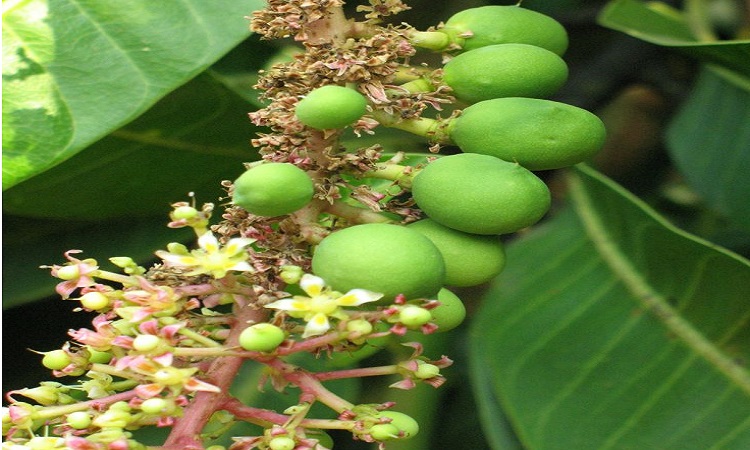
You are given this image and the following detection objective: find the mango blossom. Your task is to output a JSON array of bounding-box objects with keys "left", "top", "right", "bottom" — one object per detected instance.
[
  {"left": 265, "top": 274, "right": 382, "bottom": 338},
  {"left": 155, "top": 232, "right": 255, "bottom": 279}
]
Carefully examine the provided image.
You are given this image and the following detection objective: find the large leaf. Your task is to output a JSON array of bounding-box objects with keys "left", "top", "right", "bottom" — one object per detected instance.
[
  {"left": 597, "top": 0, "right": 750, "bottom": 80},
  {"left": 2, "top": 0, "right": 264, "bottom": 190},
  {"left": 666, "top": 67, "right": 750, "bottom": 230},
  {"left": 470, "top": 165, "right": 750, "bottom": 449},
  {"left": 3, "top": 71, "right": 258, "bottom": 219}
]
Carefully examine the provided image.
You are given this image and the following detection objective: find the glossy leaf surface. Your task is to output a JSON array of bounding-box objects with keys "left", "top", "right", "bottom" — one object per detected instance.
[
  {"left": 666, "top": 68, "right": 750, "bottom": 230},
  {"left": 2, "top": 0, "right": 264, "bottom": 189},
  {"left": 598, "top": 0, "right": 750, "bottom": 79},
  {"left": 3, "top": 72, "right": 258, "bottom": 219},
  {"left": 471, "top": 165, "right": 750, "bottom": 449}
]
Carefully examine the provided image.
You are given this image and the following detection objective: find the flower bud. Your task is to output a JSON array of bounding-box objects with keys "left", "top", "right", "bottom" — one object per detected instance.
[
  {"left": 172, "top": 205, "right": 199, "bottom": 220},
  {"left": 15, "top": 385, "right": 60, "bottom": 406},
  {"left": 67, "top": 411, "right": 93, "bottom": 429},
  {"left": 41, "top": 350, "right": 72, "bottom": 371},
  {"left": 279, "top": 265, "right": 304, "bottom": 284},
  {"left": 414, "top": 361, "right": 441, "bottom": 379},
  {"left": 132, "top": 334, "right": 162, "bottom": 352},
  {"left": 24, "top": 436, "right": 66, "bottom": 449},
  {"left": 56, "top": 265, "right": 80, "bottom": 280},
  {"left": 79, "top": 291, "right": 110, "bottom": 310},
  {"left": 92, "top": 408, "right": 131, "bottom": 429}
]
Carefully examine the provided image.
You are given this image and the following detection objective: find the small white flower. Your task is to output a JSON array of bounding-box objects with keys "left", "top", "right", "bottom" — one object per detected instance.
[
  {"left": 155, "top": 232, "right": 255, "bottom": 279},
  {"left": 265, "top": 274, "right": 382, "bottom": 337}
]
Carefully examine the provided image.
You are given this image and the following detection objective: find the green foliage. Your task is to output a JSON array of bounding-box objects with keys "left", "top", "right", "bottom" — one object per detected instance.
[
  {"left": 2, "top": 0, "right": 265, "bottom": 189},
  {"left": 471, "top": 165, "right": 750, "bottom": 449},
  {"left": 666, "top": 68, "right": 750, "bottom": 230},
  {"left": 598, "top": 0, "right": 750, "bottom": 78},
  {"left": 2, "top": 0, "right": 265, "bottom": 306}
]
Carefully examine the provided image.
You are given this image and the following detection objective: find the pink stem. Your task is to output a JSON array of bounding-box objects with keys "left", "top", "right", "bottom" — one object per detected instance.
[
  {"left": 265, "top": 359, "right": 354, "bottom": 413},
  {"left": 314, "top": 365, "right": 399, "bottom": 381},
  {"left": 221, "top": 398, "right": 290, "bottom": 426},
  {"left": 161, "top": 304, "right": 267, "bottom": 449}
]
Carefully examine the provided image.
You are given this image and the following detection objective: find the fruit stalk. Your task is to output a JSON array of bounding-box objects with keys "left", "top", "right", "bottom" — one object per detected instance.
[{"left": 162, "top": 301, "right": 267, "bottom": 448}]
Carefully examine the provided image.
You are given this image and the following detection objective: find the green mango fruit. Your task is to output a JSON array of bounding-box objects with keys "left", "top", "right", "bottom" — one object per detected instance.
[
  {"left": 443, "top": 44, "right": 568, "bottom": 104},
  {"left": 408, "top": 219, "right": 505, "bottom": 286},
  {"left": 295, "top": 85, "right": 368, "bottom": 130},
  {"left": 449, "top": 97, "right": 607, "bottom": 170},
  {"left": 430, "top": 288, "right": 467, "bottom": 332},
  {"left": 311, "top": 223, "right": 446, "bottom": 301},
  {"left": 411, "top": 153, "right": 551, "bottom": 235},
  {"left": 442, "top": 5, "right": 568, "bottom": 55},
  {"left": 232, "top": 162, "right": 314, "bottom": 217}
]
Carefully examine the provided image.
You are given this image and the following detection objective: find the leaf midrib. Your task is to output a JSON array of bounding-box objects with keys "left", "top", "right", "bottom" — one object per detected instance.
[{"left": 567, "top": 167, "right": 750, "bottom": 398}]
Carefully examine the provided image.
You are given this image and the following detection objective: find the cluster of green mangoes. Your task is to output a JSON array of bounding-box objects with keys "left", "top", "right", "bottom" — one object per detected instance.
[{"left": 230, "top": 6, "right": 606, "bottom": 331}]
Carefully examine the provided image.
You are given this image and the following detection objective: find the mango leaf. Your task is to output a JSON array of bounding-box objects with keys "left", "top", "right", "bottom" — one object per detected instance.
[
  {"left": 597, "top": 0, "right": 750, "bottom": 79},
  {"left": 470, "top": 165, "right": 750, "bottom": 450},
  {"left": 666, "top": 67, "right": 750, "bottom": 230},
  {"left": 3, "top": 71, "right": 258, "bottom": 219},
  {"left": 2, "top": 0, "right": 264, "bottom": 190}
]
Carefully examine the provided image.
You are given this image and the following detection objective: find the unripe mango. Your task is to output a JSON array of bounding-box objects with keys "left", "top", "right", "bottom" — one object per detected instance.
[
  {"left": 295, "top": 85, "right": 368, "bottom": 130},
  {"left": 408, "top": 219, "right": 505, "bottom": 286},
  {"left": 311, "top": 223, "right": 445, "bottom": 301},
  {"left": 442, "top": 5, "right": 568, "bottom": 55},
  {"left": 449, "top": 97, "right": 607, "bottom": 170},
  {"left": 232, "top": 163, "right": 314, "bottom": 217},
  {"left": 411, "top": 154, "right": 550, "bottom": 235},
  {"left": 443, "top": 44, "right": 568, "bottom": 104},
  {"left": 430, "top": 288, "right": 466, "bottom": 332}
]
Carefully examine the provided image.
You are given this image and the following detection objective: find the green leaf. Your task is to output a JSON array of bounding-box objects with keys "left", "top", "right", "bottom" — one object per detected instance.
[
  {"left": 470, "top": 165, "right": 750, "bottom": 450},
  {"left": 597, "top": 0, "right": 750, "bottom": 79},
  {"left": 2, "top": 72, "right": 258, "bottom": 219},
  {"left": 666, "top": 67, "right": 750, "bottom": 230},
  {"left": 2, "top": 0, "right": 264, "bottom": 190}
]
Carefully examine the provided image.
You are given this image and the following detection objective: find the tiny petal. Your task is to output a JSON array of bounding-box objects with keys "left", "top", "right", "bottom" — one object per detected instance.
[
  {"left": 155, "top": 251, "right": 198, "bottom": 267},
  {"left": 165, "top": 243, "right": 190, "bottom": 255},
  {"left": 184, "top": 377, "right": 221, "bottom": 393},
  {"left": 197, "top": 232, "right": 220, "bottom": 253},
  {"left": 226, "top": 261, "right": 254, "bottom": 273},
  {"left": 65, "top": 436, "right": 100, "bottom": 450},
  {"left": 152, "top": 353, "right": 174, "bottom": 367},
  {"left": 425, "top": 376, "right": 447, "bottom": 388},
  {"left": 302, "top": 312, "right": 331, "bottom": 338},
  {"left": 389, "top": 378, "right": 417, "bottom": 390},
  {"left": 265, "top": 298, "right": 310, "bottom": 312},
  {"left": 135, "top": 383, "right": 165, "bottom": 399},
  {"left": 56, "top": 280, "right": 80, "bottom": 299},
  {"left": 224, "top": 237, "right": 256, "bottom": 255},
  {"left": 336, "top": 289, "right": 383, "bottom": 306},
  {"left": 299, "top": 274, "right": 325, "bottom": 297},
  {"left": 138, "top": 319, "right": 160, "bottom": 335}
]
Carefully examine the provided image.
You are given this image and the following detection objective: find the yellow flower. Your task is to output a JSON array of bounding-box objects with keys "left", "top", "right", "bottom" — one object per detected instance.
[
  {"left": 155, "top": 232, "right": 255, "bottom": 279},
  {"left": 265, "top": 274, "right": 382, "bottom": 338}
]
